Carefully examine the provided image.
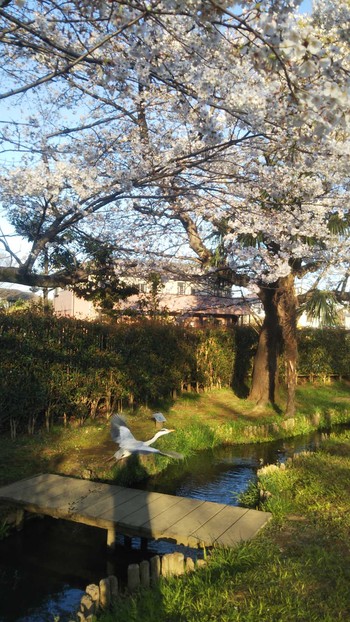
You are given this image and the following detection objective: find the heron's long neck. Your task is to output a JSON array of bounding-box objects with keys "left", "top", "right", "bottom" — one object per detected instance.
[{"left": 144, "top": 430, "right": 169, "bottom": 446}]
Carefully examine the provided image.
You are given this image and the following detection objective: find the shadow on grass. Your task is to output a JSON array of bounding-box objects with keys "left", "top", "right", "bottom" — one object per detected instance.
[
  {"left": 231, "top": 379, "right": 250, "bottom": 399},
  {"left": 296, "top": 381, "right": 350, "bottom": 416},
  {"left": 110, "top": 454, "right": 151, "bottom": 487}
]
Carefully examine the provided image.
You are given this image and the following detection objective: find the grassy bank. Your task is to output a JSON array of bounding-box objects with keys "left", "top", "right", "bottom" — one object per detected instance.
[
  {"left": 0, "top": 381, "right": 350, "bottom": 489},
  {"left": 1, "top": 382, "right": 350, "bottom": 619},
  {"left": 96, "top": 428, "right": 350, "bottom": 622}
]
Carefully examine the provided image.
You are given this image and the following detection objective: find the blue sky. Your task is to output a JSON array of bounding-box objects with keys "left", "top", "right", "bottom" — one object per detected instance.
[{"left": 299, "top": 0, "right": 313, "bottom": 13}]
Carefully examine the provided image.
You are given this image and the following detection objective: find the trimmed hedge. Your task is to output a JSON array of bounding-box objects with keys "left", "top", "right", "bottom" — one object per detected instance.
[
  {"left": 0, "top": 311, "right": 235, "bottom": 436},
  {"left": 297, "top": 328, "right": 350, "bottom": 379},
  {"left": 0, "top": 310, "right": 349, "bottom": 437}
]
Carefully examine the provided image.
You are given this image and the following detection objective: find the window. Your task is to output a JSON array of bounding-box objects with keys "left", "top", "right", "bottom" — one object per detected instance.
[{"left": 177, "top": 282, "right": 186, "bottom": 295}]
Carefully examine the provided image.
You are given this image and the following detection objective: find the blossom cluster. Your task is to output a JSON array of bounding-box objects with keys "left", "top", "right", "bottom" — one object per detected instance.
[{"left": 0, "top": 0, "right": 349, "bottom": 291}]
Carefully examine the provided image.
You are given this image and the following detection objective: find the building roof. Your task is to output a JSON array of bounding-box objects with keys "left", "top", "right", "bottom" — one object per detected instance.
[{"left": 119, "top": 294, "right": 256, "bottom": 318}]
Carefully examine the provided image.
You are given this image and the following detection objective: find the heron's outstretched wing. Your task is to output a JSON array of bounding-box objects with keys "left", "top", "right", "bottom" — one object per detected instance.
[
  {"left": 110, "top": 414, "right": 135, "bottom": 446},
  {"left": 136, "top": 446, "right": 184, "bottom": 459},
  {"left": 159, "top": 449, "right": 184, "bottom": 460}
]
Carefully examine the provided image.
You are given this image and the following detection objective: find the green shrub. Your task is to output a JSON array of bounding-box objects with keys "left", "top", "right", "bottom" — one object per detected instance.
[
  {"left": 1, "top": 309, "right": 349, "bottom": 437},
  {"left": 0, "top": 311, "right": 237, "bottom": 435},
  {"left": 298, "top": 328, "right": 350, "bottom": 378}
]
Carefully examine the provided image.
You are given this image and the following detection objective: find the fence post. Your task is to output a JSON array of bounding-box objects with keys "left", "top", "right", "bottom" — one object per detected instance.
[
  {"left": 185, "top": 557, "right": 195, "bottom": 572},
  {"left": 108, "top": 575, "right": 118, "bottom": 603},
  {"left": 150, "top": 555, "right": 161, "bottom": 585},
  {"left": 128, "top": 563, "right": 140, "bottom": 592},
  {"left": 99, "top": 577, "right": 111, "bottom": 609},
  {"left": 140, "top": 560, "right": 150, "bottom": 588},
  {"left": 85, "top": 584, "right": 99, "bottom": 610}
]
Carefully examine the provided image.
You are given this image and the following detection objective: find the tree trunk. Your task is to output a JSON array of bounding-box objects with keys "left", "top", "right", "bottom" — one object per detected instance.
[
  {"left": 249, "top": 275, "right": 298, "bottom": 416},
  {"left": 275, "top": 274, "right": 298, "bottom": 418},
  {"left": 249, "top": 284, "right": 282, "bottom": 406}
]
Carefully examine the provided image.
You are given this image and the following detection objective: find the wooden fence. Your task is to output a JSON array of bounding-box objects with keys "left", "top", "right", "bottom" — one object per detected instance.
[{"left": 73, "top": 552, "right": 207, "bottom": 622}]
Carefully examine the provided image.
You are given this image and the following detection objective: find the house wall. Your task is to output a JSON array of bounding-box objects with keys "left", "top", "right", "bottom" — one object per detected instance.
[
  {"left": 137, "top": 278, "right": 195, "bottom": 296},
  {"left": 53, "top": 289, "right": 98, "bottom": 320}
]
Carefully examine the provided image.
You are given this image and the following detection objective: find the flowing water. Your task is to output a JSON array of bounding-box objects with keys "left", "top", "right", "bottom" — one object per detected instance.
[
  {"left": 140, "top": 433, "right": 321, "bottom": 503},
  {"left": 0, "top": 429, "right": 334, "bottom": 622}
]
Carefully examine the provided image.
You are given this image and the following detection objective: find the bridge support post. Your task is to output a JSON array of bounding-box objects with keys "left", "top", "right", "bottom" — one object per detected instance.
[
  {"left": 107, "top": 527, "right": 116, "bottom": 550},
  {"left": 124, "top": 535, "right": 132, "bottom": 548},
  {"left": 15, "top": 508, "right": 25, "bottom": 531}
]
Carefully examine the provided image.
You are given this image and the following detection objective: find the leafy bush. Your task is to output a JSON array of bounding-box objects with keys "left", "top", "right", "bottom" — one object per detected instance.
[
  {"left": 1, "top": 309, "right": 348, "bottom": 437},
  {"left": 0, "top": 312, "right": 237, "bottom": 436},
  {"left": 298, "top": 329, "right": 350, "bottom": 378}
]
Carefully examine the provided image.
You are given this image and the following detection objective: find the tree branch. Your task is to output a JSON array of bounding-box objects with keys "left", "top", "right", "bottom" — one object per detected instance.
[
  {"left": 0, "top": 10, "right": 147, "bottom": 99},
  {"left": 0, "top": 265, "right": 88, "bottom": 288}
]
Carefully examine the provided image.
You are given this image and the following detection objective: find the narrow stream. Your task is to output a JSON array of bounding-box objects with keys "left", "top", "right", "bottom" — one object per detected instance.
[
  {"left": 0, "top": 429, "right": 332, "bottom": 622},
  {"left": 140, "top": 432, "right": 322, "bottom": 503}
]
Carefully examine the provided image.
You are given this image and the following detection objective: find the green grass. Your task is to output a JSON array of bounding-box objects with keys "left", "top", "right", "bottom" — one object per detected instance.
[
  {"left": 0, "top": 382, "right": 349, "bottom": 489},
  {"left": 148, "top": 381, "right": 350, "bottom": 456},
  {"left": 295, "top": 380, "right": 350, "bottom": 416},
  {"left": 96, "top": 429, "right": 350, "bottom": 622},
  {"left": 1, "top": 383, "right": 350, "bottom": 619}
]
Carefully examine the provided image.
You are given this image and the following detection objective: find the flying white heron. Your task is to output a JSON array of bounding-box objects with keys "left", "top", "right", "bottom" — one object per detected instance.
[{"left": 110, "top": 414, "right": 184, "bottom": 461}]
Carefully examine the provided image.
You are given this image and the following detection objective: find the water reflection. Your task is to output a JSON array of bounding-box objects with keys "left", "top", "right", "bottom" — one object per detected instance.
[
  {"left": 0, "top": 518, "right": 106, "bottom": 622},
  {"left": 0, "top": 518, "right": 204, "bottom": 622}
]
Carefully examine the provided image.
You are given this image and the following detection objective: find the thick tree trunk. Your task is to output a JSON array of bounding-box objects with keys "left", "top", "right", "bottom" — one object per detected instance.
[
  {"left": 249, "top": 285, "right": 282, "bottom": 406},
  {"left": 276, "top": 274, "right": 298, "bottom": 418},
  {"left": 249, "top": 275, "right": 298, "bottom": 416}
]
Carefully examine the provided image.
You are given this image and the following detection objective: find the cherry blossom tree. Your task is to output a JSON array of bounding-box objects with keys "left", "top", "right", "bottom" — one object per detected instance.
[{"left": 1, "top": 0, "right": 350, "bottom": 415}]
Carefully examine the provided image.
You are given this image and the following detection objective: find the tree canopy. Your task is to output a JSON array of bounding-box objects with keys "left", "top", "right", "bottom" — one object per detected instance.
[
  {"left": 0, "top": 0, "right": 348, "bottom": 288},
  {"left": 1, "top": 0, "right": 350, "bottom": 412}
]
